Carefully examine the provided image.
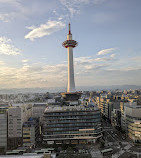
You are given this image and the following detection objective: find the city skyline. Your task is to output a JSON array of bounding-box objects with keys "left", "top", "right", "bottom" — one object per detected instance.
[{"left": 0, "top": 0, "right": 141, "bottom": 89}]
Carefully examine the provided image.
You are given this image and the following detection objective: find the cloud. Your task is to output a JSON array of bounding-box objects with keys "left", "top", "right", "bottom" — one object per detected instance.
[
  {"left": 95, "top": 57, "right": 111, "bottom": 61},
  {"left": 74, "top": 54, "right": 117, "bottom": 64},
  {"left": 120, "top": 66, "right": 141, "bottom": 71},
  {"left": 0, "top": 0, "right": 26, "bottom": 22},
  {"left": 22, "top": 59, "right": 29, "bottom": 63},
  {"left": 0, "top": 61, "right": 5, "bottom": 65},
  {"left": 60, "top": 0, "right": 106, "bottom": 16},
  {"left": 131, "top": 56, "right": 141, "bottom": 62},
  {"left": 0, "top": 62, "right": 68, "bottom": 88},
  {"left": 110, "top": 53, "right": 116, "bottom": 58},
  {"left": 0, "top": 0, "right": 20, "bottom": 6},
  {"left": 25, "top": 20, "right": 66, "bottom": 41},
  {"left": 0, "top": 54, "right": 140, "bottom": 88},
  {"left": 0, "top": 37, "right": 21, "bottom": 55},
  {"left": 84, "top": 63, "right": 110, "bottom": 70},
  {"left": 74, "top": 56, "right": 94, "bottom": 64},
  {"left": 0, "top": 59, "right": 110, "bottom": 88},
  {"left": 0, "top": 13, "right": 13, "bottom": 22},
  {"left": 97, "top": 48, "right": 116, "bottom": 55}
]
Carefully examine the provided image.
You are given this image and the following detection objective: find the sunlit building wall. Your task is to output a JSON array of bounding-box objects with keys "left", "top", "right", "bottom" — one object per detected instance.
[
  {"left": 124, "top": 103, "right": 141, "bottom": 142},
  {"left": 8, "top": 104, "right": 32, "bottom": 149}
]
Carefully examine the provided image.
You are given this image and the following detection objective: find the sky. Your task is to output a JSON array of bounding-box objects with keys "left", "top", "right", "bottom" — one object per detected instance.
[{"left": 0, "top": 0, "right": 141, "bottom": 89}]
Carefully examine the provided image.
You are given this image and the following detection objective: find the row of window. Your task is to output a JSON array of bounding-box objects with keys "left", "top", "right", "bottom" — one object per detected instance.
[
  {"left": 46, "top": 118, "right": 100, "bottom": 124},
  {"left": 45, "top": 129, "right": 102, "bottom": 136},
  {"left": 45, "top": 112, "right": 100, "bottom": 116},
  {"left": 46, "top": 123, "right": 100, "bottom": 128},
  {"left": 46, "top": 126, "right": 101, "bottom": 132}
]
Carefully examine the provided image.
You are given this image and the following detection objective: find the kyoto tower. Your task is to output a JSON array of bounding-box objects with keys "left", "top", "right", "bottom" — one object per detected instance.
[{"left": 62, "top": 23, "right": 78, "bottom": 93}]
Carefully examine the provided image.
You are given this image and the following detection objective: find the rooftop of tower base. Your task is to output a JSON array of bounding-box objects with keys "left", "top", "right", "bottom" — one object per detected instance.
[
  {"left": 44, "top": 103, "right": 99, "bottom": 113},
  {"left": 61, "top": 91, "right": 82, "bottom": 105}
]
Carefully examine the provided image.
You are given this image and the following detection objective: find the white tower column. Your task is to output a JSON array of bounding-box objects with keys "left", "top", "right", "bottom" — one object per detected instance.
[
  {"left": 67, "top": 46, "right": 75, "bottom": 92},
  {"left": 62, "top": 23, "right": 78, "bottom": 93}
]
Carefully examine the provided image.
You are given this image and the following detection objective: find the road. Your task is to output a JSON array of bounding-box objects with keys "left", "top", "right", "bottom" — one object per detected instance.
[{"left": 102, "top": 120, "right": 124, "bottom": 143}]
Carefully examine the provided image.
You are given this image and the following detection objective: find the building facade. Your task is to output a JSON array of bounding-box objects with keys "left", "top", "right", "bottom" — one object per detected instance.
[
  {"left": 8, "top": 104, "right": 32, "bottom": 149},
  {"left": 111, "top": 109, "right": 121, "bottom": 129},
  {"left": 43, "top": 105, "right": 102, "bottom": 144},
  {"left": 32, "top": 103, "right": 47, "bottom": 124},
  {"left": 23, "top": 117, "right": 40, "bottom": 147},
  {"left": 123, "top": 103, "right": 141, "bottom": 142},
  {"left": 0, "top": 107, "right": 8, "bottom": 152}
]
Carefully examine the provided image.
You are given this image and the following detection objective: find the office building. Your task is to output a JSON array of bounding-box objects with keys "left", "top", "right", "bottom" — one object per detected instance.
[
  {"left": 23, "top": 117, "right": 40, "bottom": 147},
  {"left": 32, "top": 103, "right": 47, "bottom": 124},
  {"left": 0, "top": 107, "right": 8, "bottom": 152},
  {"left": 122, "top": 102, "right": 141, "bottom": 142},
  {"left": 8, "top": 104, "right": 32, "bottom": 149}
]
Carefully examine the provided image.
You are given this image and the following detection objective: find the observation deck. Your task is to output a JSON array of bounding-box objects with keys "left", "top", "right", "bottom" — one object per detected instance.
[{"left": 62, "top": 40, "right": 78, "bottom": 48}]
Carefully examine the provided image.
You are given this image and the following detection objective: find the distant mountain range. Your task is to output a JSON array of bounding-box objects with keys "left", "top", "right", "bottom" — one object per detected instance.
[{"left": 0, "top": 85, "right": 141, "bottom": 94}]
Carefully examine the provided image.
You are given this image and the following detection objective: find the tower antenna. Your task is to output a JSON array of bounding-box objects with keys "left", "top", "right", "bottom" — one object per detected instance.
[
  {"left": 68, "top": 15, "right": 71, "bottom": 35},
  {"left": 69, "top": 23, "right": 71, "bottom": 35}
]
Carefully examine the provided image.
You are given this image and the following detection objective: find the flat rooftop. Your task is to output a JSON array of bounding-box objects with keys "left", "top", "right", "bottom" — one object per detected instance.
[
  {"left": 44, "top": 104, "right": 99, "bottom": 112},
  {"left": 124, "top": 102, "right": 141, "bottom": 108}
]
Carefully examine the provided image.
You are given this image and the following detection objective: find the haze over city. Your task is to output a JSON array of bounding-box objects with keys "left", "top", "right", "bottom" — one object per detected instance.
[{"left": 0, "top": 0, "right": 141, "bottom": 89}]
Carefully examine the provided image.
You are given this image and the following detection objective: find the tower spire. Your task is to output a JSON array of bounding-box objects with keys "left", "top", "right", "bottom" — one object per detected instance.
[{"left": 69, "top": 23, "right": 71, "bottom": 35}]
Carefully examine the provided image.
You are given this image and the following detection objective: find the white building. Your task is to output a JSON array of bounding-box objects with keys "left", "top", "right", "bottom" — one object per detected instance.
[
  {"left": 32, "top": 103, "right": 47, "bottom": 124},
  {"left": 122, "top": 102, "right": 141, "bottom": 142},
  {"left": 8, "top": 104, "right": 32, "bottom": 149}
]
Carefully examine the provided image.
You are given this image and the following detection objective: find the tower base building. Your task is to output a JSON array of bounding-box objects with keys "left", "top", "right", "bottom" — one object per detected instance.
[{"left": 43, "top": 104, "right": 102, "bottom": 145}]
